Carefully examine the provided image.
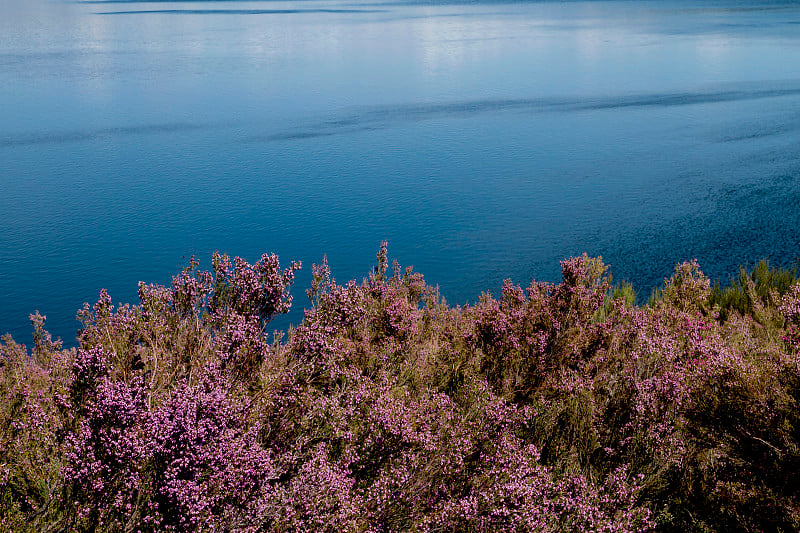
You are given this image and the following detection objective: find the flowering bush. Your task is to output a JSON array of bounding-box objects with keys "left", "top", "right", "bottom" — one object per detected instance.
[{"left": 2, "top": 248, "right": 799, "bottom": 531}]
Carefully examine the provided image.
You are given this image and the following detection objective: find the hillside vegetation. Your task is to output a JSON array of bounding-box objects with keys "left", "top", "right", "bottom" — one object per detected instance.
[{"left": 2, "top": 245, "right": 800, "bottom": 532}]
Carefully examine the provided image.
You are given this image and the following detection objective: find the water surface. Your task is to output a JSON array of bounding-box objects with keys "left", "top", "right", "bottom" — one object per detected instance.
[{"left": 2, "top": 0, "right": 800, "bottom": 344}]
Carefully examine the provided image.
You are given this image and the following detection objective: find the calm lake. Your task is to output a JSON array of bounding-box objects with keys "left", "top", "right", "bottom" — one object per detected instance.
[{"left": 2, "top": 0, "right": 800, "bottom": 345}]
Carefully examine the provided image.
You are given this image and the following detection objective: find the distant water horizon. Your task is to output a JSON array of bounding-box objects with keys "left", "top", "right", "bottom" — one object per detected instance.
[{"left": 2, "top": 0, "right": 800, "bottom": 346}]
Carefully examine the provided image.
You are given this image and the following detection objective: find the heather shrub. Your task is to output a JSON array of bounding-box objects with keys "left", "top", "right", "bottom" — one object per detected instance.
[
  {"left": 0, "top": 316, "right": 73, "bottom": 532},
  {"left": 779, "top": 280, "right": 800, "bottom": 351},
  {"left": 469, "top": 254, "right": 609, "bottom": 404},
  {"left": 659, "top": 260, "right": 712, "bottom": 313},
  {"left": 5, "top": 247, "right": 800, "bottom": 532},
  {"left": 680, "top": 335, "right": 800, "bottom": 531}
]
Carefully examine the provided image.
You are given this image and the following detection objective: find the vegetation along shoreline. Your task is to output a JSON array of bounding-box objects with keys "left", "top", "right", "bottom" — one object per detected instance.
[{"left": 3, "top": 244, "right": 800, "bottom": 531}]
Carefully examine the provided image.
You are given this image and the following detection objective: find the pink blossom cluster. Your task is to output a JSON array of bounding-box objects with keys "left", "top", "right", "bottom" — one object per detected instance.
[{"left": 2, "top": 249, "right": 800, "bottom": 531}]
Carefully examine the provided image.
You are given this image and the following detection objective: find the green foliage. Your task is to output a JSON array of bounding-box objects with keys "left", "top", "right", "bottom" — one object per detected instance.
[
  {"left": 611, "top": 280, "right": 637, "bottom": 306},
  {"left": 710, "top": 259, "right": 798, "bottom": 321},
  {"left": 595, "top": 280, "right": 637, "bottom": 322}
]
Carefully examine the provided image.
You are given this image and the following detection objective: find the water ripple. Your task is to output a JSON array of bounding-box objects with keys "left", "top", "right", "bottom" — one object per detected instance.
[
  {"left": 96, "top": 8, "right": 385, "bottom": 14},
  {"left": 0, "top": 123, "right": 205, "bottom": 148},
  {"left": 249, "top": 82, "right": 800, "bottom": 143}
]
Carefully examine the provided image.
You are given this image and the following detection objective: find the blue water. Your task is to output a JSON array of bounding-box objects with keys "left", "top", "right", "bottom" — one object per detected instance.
[{"left": 2, "top": 0, "right": 800, "bottom": 345}]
